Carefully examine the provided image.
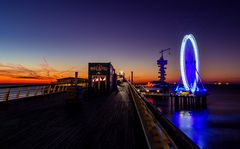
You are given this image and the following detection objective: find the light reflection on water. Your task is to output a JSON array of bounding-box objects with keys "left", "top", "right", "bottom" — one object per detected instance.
[
  {"left": 172, "top": 110, "right": 208, "bottom": 149},
  {"left": 147, "top": 85, "right": 240, "bottom": 149}
]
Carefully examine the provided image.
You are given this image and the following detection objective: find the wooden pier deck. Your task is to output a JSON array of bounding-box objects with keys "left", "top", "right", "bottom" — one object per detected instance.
[{"left": 0, "top": 83, "right": 147, "bottom": 149}]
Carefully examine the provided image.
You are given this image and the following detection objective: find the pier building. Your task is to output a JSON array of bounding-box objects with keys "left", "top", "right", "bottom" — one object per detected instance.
[{"left": 88, "top": 62, "right": 117, "bottom": 93}]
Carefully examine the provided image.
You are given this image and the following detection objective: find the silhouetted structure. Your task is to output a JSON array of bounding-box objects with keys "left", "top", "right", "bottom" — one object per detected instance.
[
  {"left": 57, "top": 77, "right": 87, "bottom": 86},
  {"left": 88, "top": 62, "right": 117, "bottom": 93},
  {"left": 157, "top": 48, "right": 170, "bottom": 85},
  {"left": 131, "top": 71, "right": 133, "bottom": 84}
]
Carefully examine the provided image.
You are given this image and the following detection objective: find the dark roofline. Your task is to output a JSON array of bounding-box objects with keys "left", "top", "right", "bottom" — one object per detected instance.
[{"left": 57, "top": 77, "right": 87, "bottom": 80}]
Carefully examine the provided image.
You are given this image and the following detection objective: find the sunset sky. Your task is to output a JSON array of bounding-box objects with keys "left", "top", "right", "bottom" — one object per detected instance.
[{"left": 0, "top": 0, "right": 240, "bottom": 84}]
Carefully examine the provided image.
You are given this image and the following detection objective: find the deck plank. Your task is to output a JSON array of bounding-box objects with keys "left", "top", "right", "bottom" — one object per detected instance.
[{"left": 0, "top": 83, "right": 147, "bottom": 149}]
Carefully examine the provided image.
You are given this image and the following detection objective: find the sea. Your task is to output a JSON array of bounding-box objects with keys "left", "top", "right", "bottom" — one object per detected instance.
[{"left": 147, "top": 84, "right": 240, "bottom": 149}]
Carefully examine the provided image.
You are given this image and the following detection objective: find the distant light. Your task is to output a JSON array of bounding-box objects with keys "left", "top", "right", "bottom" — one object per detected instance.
[
  {"left": 226, "top": 82, "right": 229, "bottom": 85},
  {"left": 120, "top": 71, "right": 124, "bottom": 75},
  {"left": 157, "top": 90, "right": 160, "bottom": 93},
  {"left": 146, "top": 89, "right": 149, "bottom": 92},
  {"left": 96, "top": 78, "right": 99, "bottom": 82},
  {"left": 145, "top": 82, "right": 154, "bottom": 87},
  {"left": 180, "top": 34, "right": 199, "bottom": 93},
  {"left": 218, "top": 82, "right": 222, "bottom": 85}
]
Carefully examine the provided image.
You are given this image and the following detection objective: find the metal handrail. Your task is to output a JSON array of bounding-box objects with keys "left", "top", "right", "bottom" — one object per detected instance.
[
  {"left": 130, "top": 83, "right": 200, "bottom": 149},
  {"left": 129, "top": 84, "right": 152, "bottom": 149},
  {"left": 0, "top": 84, "right": 68, "bottom": 102},
  {"left": 128, "top": 82, "right": 177, "bottom": 149}
]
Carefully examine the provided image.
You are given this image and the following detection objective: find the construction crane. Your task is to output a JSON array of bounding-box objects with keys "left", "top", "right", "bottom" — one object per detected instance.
[{"left": 160, "top": 48, "right": 171, "bottom": 58}]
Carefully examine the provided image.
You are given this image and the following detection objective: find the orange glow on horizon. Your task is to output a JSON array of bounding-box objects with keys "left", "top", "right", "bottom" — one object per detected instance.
[
  {"left": 0, "top": 76, "right": 56, "bottom": 84},
  {"left": 0, "top": 72, "right": 238, "bottom": 85}
]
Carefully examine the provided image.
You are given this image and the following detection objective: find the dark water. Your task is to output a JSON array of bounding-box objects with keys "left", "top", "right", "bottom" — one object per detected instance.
[{"left": 147, "top": 85, "right": 240, "bottom": 149}]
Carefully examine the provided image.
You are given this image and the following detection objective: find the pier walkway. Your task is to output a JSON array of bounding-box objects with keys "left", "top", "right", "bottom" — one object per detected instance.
[{"left": 0, "top": 83, "right": 147, "bottom": 149}]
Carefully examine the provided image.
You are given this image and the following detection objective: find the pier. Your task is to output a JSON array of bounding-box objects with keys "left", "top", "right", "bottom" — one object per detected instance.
[
  {"left": 143, "top": 93, "right": 207, "bottom": 110},
  {"left": 0, "top": 82, "right": 199, "bottom": 149},
  {"left": 0, "top": 83, "right": 148, "bottom": 149},
  {"left": 169, "top": 94, "right": 207, "bottom": 110}
]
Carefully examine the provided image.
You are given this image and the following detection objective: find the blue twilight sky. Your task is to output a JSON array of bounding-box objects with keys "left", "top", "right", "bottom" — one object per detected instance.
[{"left": 0, "top": 0, "right": 240, "bottom": 83}]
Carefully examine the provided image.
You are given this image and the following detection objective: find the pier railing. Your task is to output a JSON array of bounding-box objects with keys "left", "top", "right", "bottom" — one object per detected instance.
[
  {"left": 128, "top": 82, "right": 177, "bottom": 149},
  {"left": 0, "top": 84, "right": 68, "bottom": 102},
  {"left": 128, "top": 82, "right": 200, "bottom": 149}
]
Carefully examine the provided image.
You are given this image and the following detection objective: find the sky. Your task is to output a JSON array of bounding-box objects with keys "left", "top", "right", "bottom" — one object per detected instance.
[{"left": 0, "top": 0, "right": 240, "bottom": 84}]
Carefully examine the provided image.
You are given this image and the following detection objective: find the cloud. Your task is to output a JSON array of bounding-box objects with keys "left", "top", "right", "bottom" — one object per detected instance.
[
  {"left": 15, "top": 76, "right": 42, "bottom": 79},
  {"left": 0, "top": 62, "right": 81, "bottom": 82}
]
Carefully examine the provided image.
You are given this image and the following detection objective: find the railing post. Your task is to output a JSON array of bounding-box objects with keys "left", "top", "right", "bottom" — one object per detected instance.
[
  {"left": 16, "top": 88, "right": 21, "bottom": 99},
  {"left": 26, "top": 87, "right": 30, "bottom": 97},
  {"left": 42, "top": 86, "right": 45, "bottom": 95},
  {"left": 34, "top": 87, "right": 39, "bottom": 96},
  {"left": 53, "top": 85, "right": 57, "bottom": 93},
  {"left": 3, "top": 88, "right": 11, "bottom": 102},
  {"left": 57, "top": 85, "right": 61, "bottom": 92},
  {"left": 65, "top": 85, "right": 68, "bottom": 91},
  {"left": 47, "top": 86, "right": 51, "bottom": 94},
  {"left": 61, "top": 86, "right": 65, "bottom": 92}
]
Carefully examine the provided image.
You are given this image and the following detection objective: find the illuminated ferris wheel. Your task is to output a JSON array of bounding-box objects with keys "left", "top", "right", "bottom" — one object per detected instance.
[{"left": 176, "top": 34, "right": 207, "bottom": 94}]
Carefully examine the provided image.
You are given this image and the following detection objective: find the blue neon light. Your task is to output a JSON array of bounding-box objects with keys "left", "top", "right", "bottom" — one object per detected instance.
[{"left": 180, "top": 34, "right": 199, "bottom": 93}]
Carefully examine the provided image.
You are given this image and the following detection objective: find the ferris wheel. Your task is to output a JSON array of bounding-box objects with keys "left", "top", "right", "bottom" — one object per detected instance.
[{"left": 178, "top": 34, "right": 206, "bottom": 94}]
